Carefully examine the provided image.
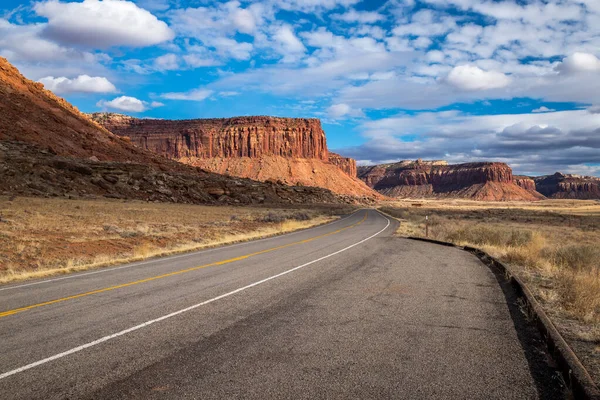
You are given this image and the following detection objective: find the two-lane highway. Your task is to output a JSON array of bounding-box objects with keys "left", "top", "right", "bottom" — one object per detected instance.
[{"left": 0, "top": 209, "right": 563, "bottom": 399}]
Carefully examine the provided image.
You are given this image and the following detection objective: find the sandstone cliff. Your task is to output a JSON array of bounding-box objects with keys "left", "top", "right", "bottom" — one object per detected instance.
[
  {"left": 0, "top": 57, "right": 348, "bottom": 205},
  {"left": 514, "top": 176, "right": 537, "bottom": 192},
  {"left": 328, "top": 153, "right": 357, "bottom": 177},
  {"left": 533, "top": 173, "right": 600, "bottom": 199},
  {"left": 90, "top": 113, "right": 378, "bottom": 198},
  {"left": 358, "top": 160, "right": 544, "bottom": 201},
  {"left": 89, "top": 113, "right": 329, "bottom": 160}
]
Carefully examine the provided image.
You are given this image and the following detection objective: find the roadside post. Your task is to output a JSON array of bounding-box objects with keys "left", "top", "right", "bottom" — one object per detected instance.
[{"left": 425, "top": 215, "right": 429, "bottom": 238}]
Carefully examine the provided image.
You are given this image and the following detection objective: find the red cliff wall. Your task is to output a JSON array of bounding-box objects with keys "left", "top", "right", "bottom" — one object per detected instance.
[
  {"left": 90, "top": 113, "right": 329, "bottom": 161},
  {"left": 90, "top": 113, "right": 379, "bottom": 198},
  {"left": 329, "top": 153, "right": 357, "bottom": 177},
  {"left": 514, "top": 176, "right": 538, "bottom": 192}
]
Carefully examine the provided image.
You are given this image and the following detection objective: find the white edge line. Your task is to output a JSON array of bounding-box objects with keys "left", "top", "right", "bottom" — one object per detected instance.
[
  {"left": 0, "top": 210, "right": 363, "bottom": 292},
  {"left": 0, "top": 211, "right": 390, "bottom": 380}
]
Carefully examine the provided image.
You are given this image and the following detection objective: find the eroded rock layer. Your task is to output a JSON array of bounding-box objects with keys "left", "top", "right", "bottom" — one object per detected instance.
[
  {"left": 0, "top": 57, "right": 349, "bottom": 205},
  {"left": 90, "top": 113, "right": 379, "bottom": 198},
  {"left": 534, "top": 173, "right": 600, "bottom": 199},
  {"left": 358, "top": 160, "right": 544, "bottom": 201},
  {"left": 89, "top": 113, "right": 329, "bottom": 160},
  {"left": 514, "top": 176, "right": 538, "bottom": 193},
  {"left": 328, "top": 153, "right": 357, "bottom": 177}
]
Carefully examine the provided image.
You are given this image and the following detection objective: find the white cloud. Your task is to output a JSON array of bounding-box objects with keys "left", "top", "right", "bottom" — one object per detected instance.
[
  {"left": 272, "top": 24, "right": 306, "bottom": 62},
  {"left": 445, "top": 65, "right": 511, "bottom": 91},
  {"left": 97, "top": 96, "right": 149, "bottom": 112},
  {"left": 34, "top": 0, "right": 174, "bottom": 48},
  {"left": 39, "top": 75, "right": 117, "bottom": 94},
  {"left": 532, "top": 106, "right": 555, "bottom": 113},
  {"left": 327, "top": 103, "right": 363, "bottom": 118},
  {"left": 275, "top": 0, "right": 360, "bottom": 13},
  {"left": 168, "top": 2, "right": 260, "bottom": 62},
  {"left": 556, "top": 52, "right": 600, "bottom": 74},
  {"left": 182, "top": 53, "right": 222, "bottom": 68},
  {"left": 153, "top": 53, "right": 179, "bottom": 71},
  {"left": 588, "top": 105, "right": 600, "bottom": 114},
  {"left": 331, "top": 9, "right": 385, "bottom": 24},
  {"left": 0, "top": 18, "right": 105, "bottom": 75},
  {"left": 161, "top": 88, "right": 214, "bottom": 101}
]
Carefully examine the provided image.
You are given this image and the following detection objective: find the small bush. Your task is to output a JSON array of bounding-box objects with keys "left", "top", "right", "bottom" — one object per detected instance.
[
  {"left": 292, "top": 212, "right": 311, "bottom": 221},
  {"left": 550, "top": 245, "right": 600, "bottom": 273},
  {"left": 260, "top": 212, "right": 286, "bottom": 223},
  {"left": 102, "top": 224, "right": 119, "bottom": 233}
]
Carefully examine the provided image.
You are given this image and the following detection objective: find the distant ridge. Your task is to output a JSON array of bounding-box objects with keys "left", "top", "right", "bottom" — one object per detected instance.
[{"left": 358, "top": 159, "right": 545, "bottom": 201}]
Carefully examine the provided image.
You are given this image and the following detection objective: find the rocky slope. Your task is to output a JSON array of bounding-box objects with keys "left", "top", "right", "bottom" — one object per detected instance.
[
  {"left": 0, "top": 57, "right": 349, "bottom": 205},
  {"left": 533, "top": 173, "right": 600, "bottom": 199},
  {"left": 358, "top": 160, "right": 544, "bottom": 201},
  {"left": 89, "top": 113, "right": 378, "bottom": 199}
]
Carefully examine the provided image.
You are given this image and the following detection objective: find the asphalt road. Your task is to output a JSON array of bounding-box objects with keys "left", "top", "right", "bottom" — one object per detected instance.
[{"left": 0, "top": 209, "right": 564, "bottom": 399}]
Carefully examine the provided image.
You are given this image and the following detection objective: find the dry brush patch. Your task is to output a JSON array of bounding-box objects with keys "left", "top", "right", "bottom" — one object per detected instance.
[
  {"left": 380, "top": 199, "right": 600, "bottom": 384},
  {"left": 0, "top": 197, "right": 354, "bottom": 284}
]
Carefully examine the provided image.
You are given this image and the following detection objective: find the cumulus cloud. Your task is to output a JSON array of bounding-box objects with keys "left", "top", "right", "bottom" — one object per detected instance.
[
  {"left": 167, "top": 1, "right": 259, "bottom": 62},
  {"left": 327, "top": 103, "right": 363, "bottom": 118},
  {"left": 161, "top": 88, "right": 214, "bottom": 101},
  {"left": 39, "top": 75, "right": 117, "bottom": 94},
  {"left": 445, "top": 65, "right": 511, "bottom": 91},
  {"left": 532, "top": 106, "right": 555, "bottom": 113},
  {"left": 97, "top": 96, "right": 149, "bottom": 112},
  {"left": 34, "top": 0, "right": 174, "bottom": 48},
  {"left": 97, "top": 96, "right": 164, "bottom": 112},
  {"left": 0, "top": 18, "right": 106, "bottom": 77},
  {"left": 556, "top": 52, "right": 600, "bottom": 74}
]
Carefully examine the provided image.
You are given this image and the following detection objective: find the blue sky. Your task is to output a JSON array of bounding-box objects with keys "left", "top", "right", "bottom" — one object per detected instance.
[{"left": 1, "top": 0, "right": 600, "bottom": 176}]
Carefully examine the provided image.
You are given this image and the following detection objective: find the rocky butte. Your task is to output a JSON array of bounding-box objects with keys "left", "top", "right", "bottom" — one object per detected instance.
[
  {"left": 89, "top": 113, "right": 377, "bottom": 198},
  {"left": 529, "top": 173, "right": 600, "bottom": 199},
  {"left": 358, "top": 159, "right": 545, "bottom": 201},
  {"left": 0, "top": 57, "right": 347, "bottom": 205}
]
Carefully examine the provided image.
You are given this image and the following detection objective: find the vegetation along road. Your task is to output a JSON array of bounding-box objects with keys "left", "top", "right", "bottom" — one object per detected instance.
[{"left": 0, "top": 209, "right": 564, "bottom": 399}]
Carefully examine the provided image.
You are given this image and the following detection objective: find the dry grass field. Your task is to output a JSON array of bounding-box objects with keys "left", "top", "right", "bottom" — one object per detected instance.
[
  {"left": 0, "top": 196, "right": 354, "bottom": 284},
  {"left": 380, "top": 199, "right": 600, "bottom": 383}
]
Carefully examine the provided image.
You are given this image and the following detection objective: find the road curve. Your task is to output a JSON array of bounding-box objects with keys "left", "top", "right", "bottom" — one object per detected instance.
[{"left": 0, "top": 209, "right": 563, "bottom": 399}]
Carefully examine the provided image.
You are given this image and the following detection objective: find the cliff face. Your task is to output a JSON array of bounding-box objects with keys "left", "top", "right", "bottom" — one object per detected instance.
[
  {"left": 358, "top": 160, "right": 544, "bottom": 201},
  {"left": 514, "top": 176, "right": 538, "bottom": 192},
  {"left": 91, "top": 113, "right": 379, "bottom": 198},
  {"left": 89, "top": 113, "right": 329, "bottom": 161},
  {"left": 534, "top": 173, "right": 600, "bottom": 199},
  {"left": 328, "top": 153, "right": 357, "bottom": 177},
  {"left": 0, "top": 57, "right": 349, "bottom": 205}
]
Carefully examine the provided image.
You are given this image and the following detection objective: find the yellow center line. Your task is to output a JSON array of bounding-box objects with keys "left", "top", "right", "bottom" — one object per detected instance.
[{"left": 0, "top": 212, "right": 369, "bottom": 319}]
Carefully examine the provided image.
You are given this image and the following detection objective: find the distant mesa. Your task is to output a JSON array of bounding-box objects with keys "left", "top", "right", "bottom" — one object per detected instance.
[
  {"left": 521, "top": 172, "right": 600, "bottom": 199},
  {"left": 89, "top": 112, "right": 379, "bottom": 199},
  {"left": 358, "top": 160, "right": 546, "bottom": 201}
]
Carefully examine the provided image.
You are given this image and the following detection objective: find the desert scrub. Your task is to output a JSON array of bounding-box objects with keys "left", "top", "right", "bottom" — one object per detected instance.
[
  {"left": 446, "top": 225, "right": 533, "bottom": 248},
  {"left": 0, "top": 197, "right": 340, "bottom": 283}
]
